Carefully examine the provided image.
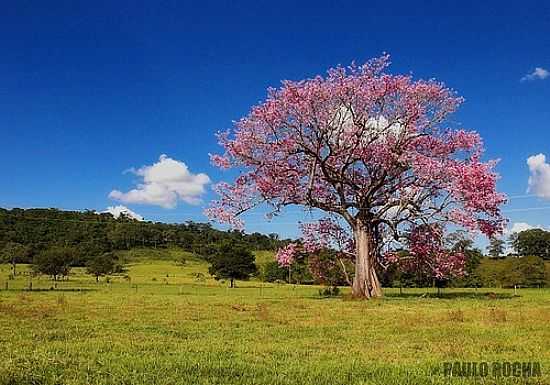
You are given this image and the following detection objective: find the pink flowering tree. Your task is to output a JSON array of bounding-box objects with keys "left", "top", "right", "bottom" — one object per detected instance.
[
  {"left": 300, "top": 218, "right": 355, "bottom": 286},
  {"left": 206, "top": 55, "right": 506, "bottom": 298},
  {"left": 383, "top": 224, "right": 466, "bottom": 284}
]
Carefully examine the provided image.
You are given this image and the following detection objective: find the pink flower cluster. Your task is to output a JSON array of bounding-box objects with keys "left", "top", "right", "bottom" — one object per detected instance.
[
  {"left": 275, "top": 243, "right": 299, "bottom": 267},
  {"left": 300, "top": 218, "right": 354, "bottom": 255},
  {"left": 383, "top": 225, "right": 465, "bottom": 280}
]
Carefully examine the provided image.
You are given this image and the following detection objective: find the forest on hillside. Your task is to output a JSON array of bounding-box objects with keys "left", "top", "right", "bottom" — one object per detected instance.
[{"left": 0, "top": 208, "right": 288, "bottom": 266}]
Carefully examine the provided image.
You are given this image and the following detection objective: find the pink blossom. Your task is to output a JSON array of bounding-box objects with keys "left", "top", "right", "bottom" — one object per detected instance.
[
  {"left": 300, "top": 218, "right": 354, "bottom": 254},
  {"left": 384, "top": 225, "right": 466, "bottom": 280},
  {"left": 275, "top": 243, "right": 299, "bottom": 267}
]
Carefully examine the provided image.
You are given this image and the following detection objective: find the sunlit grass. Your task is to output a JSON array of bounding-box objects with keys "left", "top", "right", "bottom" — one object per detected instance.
[{"left": 0, "top": 253, "right": 548, "bottom": 384}]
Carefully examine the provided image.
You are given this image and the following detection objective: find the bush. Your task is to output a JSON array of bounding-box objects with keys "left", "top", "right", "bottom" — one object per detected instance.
[
  {"left": 474, "top": 258, "right": 505, "bottom": 287},
  {"left": 262, "top": 261, "right": 288, "bottom": 282},
  {"left": 318, "top": 286, "right": 340, "bottom": 297}
]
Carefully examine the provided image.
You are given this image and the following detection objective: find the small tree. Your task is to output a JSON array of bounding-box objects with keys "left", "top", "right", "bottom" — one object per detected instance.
[
  {"left": 0, "top": 242, "right": 29, "bottom": 276},
  {"left": 488, "top": 237, "right": 506, "bottom": 258},
  {"left": 383, "top": 225, "right": 466, "bottom": 292},
  {"left": 33, "top": 246, "right": 75, "bottom": 281},
  {"left": 86, "top": 252, "right": 119, "bottom": 282},
  {"left": 207, "top": 242, "right": 257, "bottom": 287}
]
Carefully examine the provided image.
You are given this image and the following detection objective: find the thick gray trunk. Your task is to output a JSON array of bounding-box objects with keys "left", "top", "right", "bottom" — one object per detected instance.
[{"left": 352, "top": 225, "right": 383, "bottom": 298}]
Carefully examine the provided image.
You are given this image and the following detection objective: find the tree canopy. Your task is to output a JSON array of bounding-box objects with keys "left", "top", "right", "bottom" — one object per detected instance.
[
  {"left": 207, "top": 242, "right": 258, "bottom": 287},
  {"left": 86, "top": 252, "right": 122, "bottom": 282},
  {"left": 511, "top": 229, "right": 550, "bottom": 259},
  {"left": 32, "top": 246, "right": 75, "bottom": 281}
]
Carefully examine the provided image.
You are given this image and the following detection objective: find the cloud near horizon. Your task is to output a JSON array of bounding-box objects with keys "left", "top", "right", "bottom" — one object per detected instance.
[
  {"left": 109, "top": 154, "right": 210, "bottom": 208},
  {"left": 527, "top": 153, "right": 550, "bottom": 199},
  {"left": 505, "top": 221, "right": 546, "bottom": 235},
  {"left": 104, "top": 205, "right": 144, "bottom": 221},
  {"left": 521, "top": 67, "right": 549, "bottom": 82}
]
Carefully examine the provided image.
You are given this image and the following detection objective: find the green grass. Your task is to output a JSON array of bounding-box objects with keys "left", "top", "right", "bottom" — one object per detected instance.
[{"left": 0, "top": 251, "right": 548, "bottom": 385}]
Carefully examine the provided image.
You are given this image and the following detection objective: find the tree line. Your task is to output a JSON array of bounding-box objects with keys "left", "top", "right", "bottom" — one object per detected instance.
[
  {"left": 261, "top": 231, "right": 550, "bottom": 290},
  {"left": 0, "top": 207, "right": 288, "bottom": 279},
  {"left": 1, "top": 208, "right": 549, "bottom": 290}
]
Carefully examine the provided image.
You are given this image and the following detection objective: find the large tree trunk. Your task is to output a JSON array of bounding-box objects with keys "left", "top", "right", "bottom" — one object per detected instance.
[{"left": 352, "top": 223, "right": 383, "bottom": 298}]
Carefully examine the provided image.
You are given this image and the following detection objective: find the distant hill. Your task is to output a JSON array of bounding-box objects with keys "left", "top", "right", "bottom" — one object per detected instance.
[{"left": 0, "top": 207, "right": 289, "bottom": 265}]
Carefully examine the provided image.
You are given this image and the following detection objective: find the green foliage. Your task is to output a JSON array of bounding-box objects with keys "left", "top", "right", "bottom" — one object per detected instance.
[
  {"left": 32, "top": 246, "right": 75, "bottom": 280},
  {"left": 446, "top": 230, "right": 474, "bottom": 253},
  {"left": 86, "top": 252, "right": 123, "bottom": 281},
  {"left": 0, "top": 208, "right": 289, "bottom": 264},
  {"left": 207, "top": 242, "right": 258, "bottom": 287},
  {"left": 308, "top": 249, "right": 351, "bottom": 287},
  {"left": 288, "top": 259, "right": 314, "bottom": 284},
  {"left": 473, "top": 256, "right": 547, "bottom": 288},
  {"left": 261, "top": 261, "right": 288, "bottom": 282},
  {"left": 451, "top": 248, "right": 484, "bottom": 288},
  {"left": 73, "top": 239, "right": 111, "bottom": 266},
  {"left": 0, "top": 242, "right": 29, "bottom": 276},
  {"left": 487, "top": 237, "right": 506, "bottom": 258},
  {"left": 511, "top": 228, "right": 550, "bottom": 259},
  {"left": 260, "top": 258, "right": 314, "bottom": 284},
  {"left": 502, "top": 256, "right": 546, "bottom": 288},
  {"left": 475, "top": 258, "right": 506, "bottom": 287}
]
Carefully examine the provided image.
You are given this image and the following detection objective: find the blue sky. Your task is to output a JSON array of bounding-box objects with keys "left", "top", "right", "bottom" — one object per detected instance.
[{"left": 2, "top": 1, "right": 550, "bottom": 241}]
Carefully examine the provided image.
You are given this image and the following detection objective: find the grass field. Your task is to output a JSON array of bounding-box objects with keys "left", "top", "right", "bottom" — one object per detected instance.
[{"left": 0, "top": 249, "right": 548, "bottom": 385}]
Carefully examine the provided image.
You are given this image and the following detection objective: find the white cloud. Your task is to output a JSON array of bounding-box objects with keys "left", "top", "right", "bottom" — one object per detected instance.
[
  {"left": 527, "top": 153, "right": 550, "bottom": 199},
  {"left": 521, "top": 67, "right": 549, "bottom": 82},
  {"left": 103, "top": 205, "right": 144, "bottom": 221},
  {"left": 109, "top": 154, "right": 210, "bottom": 208},
  {"left": 506, "top": 222, "right": 545, "bottom": 235},
  {"left": 330, "top": 107, "right": 404, "bottom": 146}
]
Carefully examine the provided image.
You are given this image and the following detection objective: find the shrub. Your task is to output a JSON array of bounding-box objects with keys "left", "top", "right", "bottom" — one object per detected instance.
[
  {"left": 262, "top": 261, "right": 288, "bottom": 282},
  {"left": 318, "top": 286, "right": 340, "bottom": 297}
]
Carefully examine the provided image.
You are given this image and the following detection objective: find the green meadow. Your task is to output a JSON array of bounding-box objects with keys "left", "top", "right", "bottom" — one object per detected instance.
[{"left": 1, "top": 249, "right": 548, "bottom": 385}]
